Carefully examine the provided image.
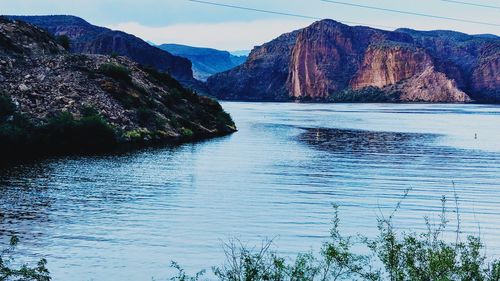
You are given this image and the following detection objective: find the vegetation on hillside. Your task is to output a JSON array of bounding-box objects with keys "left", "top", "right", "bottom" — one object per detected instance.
[
  {"left": 327, "top": 87, "right": 399, "bottom": 103},
  {"left": 99, "top": 63, "right": 132, "bottom": 83},
  {"left": 55, "top": 35, "right": 70, "bottom": 50},
  {"left": 0, "top": 94, "right": 117, "bottom": 162}
]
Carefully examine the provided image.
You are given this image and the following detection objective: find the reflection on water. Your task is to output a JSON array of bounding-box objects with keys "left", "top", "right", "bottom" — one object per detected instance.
[
  {"left": 0, "top": 102, "right": 499, "bottom": 281},
  {"left": 299, "top": 128, "right": 434, "bottom": 155}
]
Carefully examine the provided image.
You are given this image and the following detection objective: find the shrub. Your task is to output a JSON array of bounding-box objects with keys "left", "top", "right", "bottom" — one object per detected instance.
[
  {"left": 329, "top": 87, "right": 398, "bottom": 103},
  {"left": 80, "top": 105, "right": 100, "bottom": 118},
  {"left": 143, "top": 66, "right": 182, "bottom": 89},
  {"left": 123, "top": 128, "right": 153, "bottom": 142},
  {"left": 215, "top": 111, "right": 235, "bottom": 128},
  {"left": 173, "top": 193, "right": 500, "bottom": 281},
  {"left": 0, "top": 94, "right": 16, "bottom": 120},
  {"left": 180, "top": 128, "right": 194, "bottom": 138},
  {"left": 55, "top": 35, "right": 70, "bottom": 50},
  {"left": 136, "top": 107, "right": 156, "bottom": 127},
  {"left": 0, "top": 236, "right": 51, "bottom": 281},
  {"left": 99, "top": 63, "right": 132, "bottom": 83},
  {"left": 34, "top": 111, "right": 116, "bottom": 153}
]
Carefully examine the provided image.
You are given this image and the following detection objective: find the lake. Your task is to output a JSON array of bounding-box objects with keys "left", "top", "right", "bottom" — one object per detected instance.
[{"left": 1, "top": 102, "right": 500, "bottom": 281}]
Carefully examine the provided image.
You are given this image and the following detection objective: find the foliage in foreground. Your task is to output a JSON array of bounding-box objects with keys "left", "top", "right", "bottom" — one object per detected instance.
[
  {"left": 2, "top": 192, "right": 498, "bottom": 281},
  {"left": 0, "top": 236, "right": 50, "bottom": 281},
  {"left": 172, "top": 197, "right": 500, "bottom": 281}
]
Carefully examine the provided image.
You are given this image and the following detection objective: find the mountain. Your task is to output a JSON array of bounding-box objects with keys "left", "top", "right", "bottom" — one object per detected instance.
[
  {"left": 230, "top": 50, "right": 251, "bottom": 57},
  {"left": 6, "top": 15, "right": 207, "bottom": 92},
  {"left": 207, "top": 19, "right": 499, "bottom": 103},
  {"left": 0, "top": 17, "right": 235, "bottom": 161},
  {"left": 158, "top": 44, "right": 247, "bottom": 81}
]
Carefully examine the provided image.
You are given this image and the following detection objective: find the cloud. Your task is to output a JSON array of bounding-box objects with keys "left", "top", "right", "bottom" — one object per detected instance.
[{"left": 105, "top": 19, "right": 314, "bottom": 51}]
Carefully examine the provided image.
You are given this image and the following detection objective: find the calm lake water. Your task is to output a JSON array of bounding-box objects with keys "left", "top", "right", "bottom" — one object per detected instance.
[{"left": 1, "top": 102, "right": 500, "bottom": 281}]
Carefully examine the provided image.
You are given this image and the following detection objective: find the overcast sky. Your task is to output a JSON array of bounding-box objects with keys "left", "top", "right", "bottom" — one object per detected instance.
[{"left": 2, "top": 0, "right": 499, "bottom": 51}]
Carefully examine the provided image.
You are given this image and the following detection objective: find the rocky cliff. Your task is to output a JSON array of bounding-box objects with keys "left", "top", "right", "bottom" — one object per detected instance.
[
  {"left": 208, "top": 19, "right": 499, "bottom": 103},
  {"left": 0, "top": 17, "right": 235, "bottom": 161},
  {"left": 7, "top": 15, "right": 207, "bottom": 92}
]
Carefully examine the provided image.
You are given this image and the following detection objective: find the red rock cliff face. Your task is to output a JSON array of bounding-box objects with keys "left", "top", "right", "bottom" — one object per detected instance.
[
  {"left": 350, "top": 45, "right": 432, "bottom": 89},
  {"left": 207, "top": 19, "right": 499, "bottom": 103},
  {"left": 287, "top": 21, "right": 356, "bottom": 99},
  {"left": 471, "top": 44, "right": 500, "bottom": 101}
]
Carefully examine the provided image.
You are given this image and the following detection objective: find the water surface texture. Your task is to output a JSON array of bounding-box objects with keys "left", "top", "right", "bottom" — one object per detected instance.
[{"left": 1, "top": 103, "right": 500, "bottom": 280}]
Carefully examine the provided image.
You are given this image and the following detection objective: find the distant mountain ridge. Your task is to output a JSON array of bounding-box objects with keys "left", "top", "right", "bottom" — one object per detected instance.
[
  {"left": 7, "top": 15, "right": 207, "bottom": 92},
  {"left": 208, "top": 19, "right": 500, "bottom": 103},
  {"left": 158, "top": 44, "right": 246, "bottom": 81}
]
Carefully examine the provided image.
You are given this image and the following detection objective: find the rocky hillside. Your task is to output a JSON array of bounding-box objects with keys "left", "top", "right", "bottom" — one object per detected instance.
[
  {"left": 207, "top": 19, "right": 499, "bottom": 103},
  {"left": 0, "top": 17, "right": 236, "bottom": 160},
  {"left": 7, "top": 15, "right": 207, "bottom": 93},
  {"left": 158, "top": 44, "right": 246, "bottom": 81}
]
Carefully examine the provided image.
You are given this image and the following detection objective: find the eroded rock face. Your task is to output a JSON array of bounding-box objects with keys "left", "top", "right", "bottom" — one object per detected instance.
[
  {"left": 208, "top": 19, "right": 499, "bottom": 103},
  {"left": 207, "top": 30, "right": 300, "bottom": 101},
  {"left": 386, "top": 67, "right": 470, "bottom": 102},
  {"left": 350, "top": 45, "right": 433, "bottom": 89},
  {"left": 287, "top": 20, "right": 359, "bottom": 99},
  {"left": 471, "top": 44, "right": 500, "bottom": 102}
]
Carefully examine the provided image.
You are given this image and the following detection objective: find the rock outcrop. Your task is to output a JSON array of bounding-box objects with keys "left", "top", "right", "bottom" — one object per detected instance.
[
  {"left": 207, "top": 30, "right": 300, "bottom": 101},
  {"left": 350, "top": 44, "right": 433, "bottom": 89},
  {"left": 208, "top": 19, "right": 500, "bottom": 103},
  {"left": 0, "top": 17, "right": 236, "bottom": 158},
  {"left": 7, "top": 15, "right": 207, "bottom": 92}
]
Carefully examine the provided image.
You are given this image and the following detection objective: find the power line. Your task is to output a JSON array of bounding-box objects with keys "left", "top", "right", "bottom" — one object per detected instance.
[
  {"left": 321, "top": 0, "right": 500, "bottom": 27},
  {"left": 440, "top": 0, "right": 500, "bottom": 10},
  {"left": 188, "top": 0, "right": 320, "bottom": 20},
  {"left": 187, "top": 0, "right": 396, "bottom": 29}
]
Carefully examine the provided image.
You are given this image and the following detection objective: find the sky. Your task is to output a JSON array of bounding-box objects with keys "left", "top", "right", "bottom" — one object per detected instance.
[{"left": 1, "top": 0, "right": 499, "bottom": 51}]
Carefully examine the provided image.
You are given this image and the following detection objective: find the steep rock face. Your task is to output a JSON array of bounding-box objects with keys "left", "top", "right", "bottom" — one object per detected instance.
[
  {"left": 207, "top": 30, "right": 300, "bottom": 101},
  {"left": 396, "top": 28, "right": 500, "bottom": 102},
  {"left": 471, "top": 44, "right": 500, "bottom": 102},
  {"left": 158, "top": 44, "right": 247, "bottom": 81},
  {"left": 351, "top": 44, "right": 433, "bottom": 89},
  {"left": 208, "top": 19, "right": 499, "bottom": 103},
  {"left": 7, "top": 16, "right": 198, "bottom": 86},
  {"left": 386, "top": 67, "right": 470, "bottom": 102},
  {"left": 0, "top": 17, "right": 235, "bottom": 143},
  {"left": 287, "top": 21, "right": 360, "bottom": 99}
]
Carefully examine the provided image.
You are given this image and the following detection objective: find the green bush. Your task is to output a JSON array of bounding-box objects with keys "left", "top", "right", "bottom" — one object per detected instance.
[
  {"left": 99, "top": 63, "right": 132, "bottom": 83},
  {"left": 136, "top": 107, "right": 156, "bottom": 126},
  {"left": 0, "top": 108, "right": 117, "bottom": 161},
  {"left": 143, "top": 66, "right": 182, "bottom": 90},
  {"left": 38, "top": 111, "right": 117, "bottom": 151},
  {"left": 180, "top": 128, "right": 194, "bottom": 138},
  {"left": 0, "top": 236, "right": 51, "bottom": 281},
  {"left": 55, "top": 35, "right": 70, "bottom": 50},
  {"left": 329, "top": 87, "right": 399, "bottom": 103},
  {"left": 173, "top": 195, "right": 500, "bottom": 281},
  {"left": 0, "top": 94, "right": 16, "bottom": 120}
]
